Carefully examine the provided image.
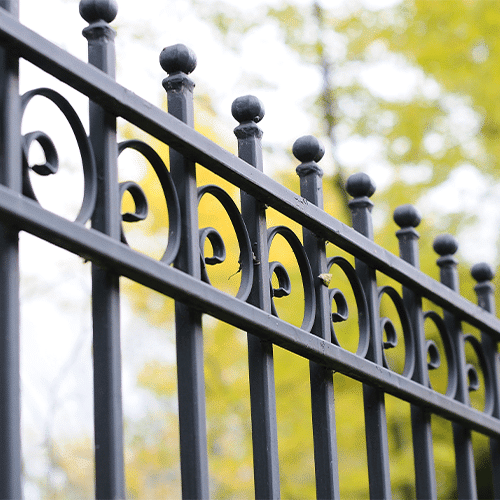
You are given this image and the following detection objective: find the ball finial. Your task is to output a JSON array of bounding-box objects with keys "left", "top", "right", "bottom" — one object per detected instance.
[
  {"left": 433, "top": 234, "right": 458, "bottom": 256},
  {"left": 345, "top": 172, "right": 376, "bottom": 198},
  {"left": 292, "top": 136, "right": 325, "bottom": 163},
  {"left": 160, "top": 44, "right": 197, "bottom": 75},
  {"left": 471, "top": 262, "right": 494, "bottom": 283},
  {"left": 231, "top": 95, "right": 265, "bottom": 124},
  {"left": 393, "top": 204, "right": 421, "bottom": 229},
  {"left": 79, "top": 0, "right": 118, "bottom": 23}
]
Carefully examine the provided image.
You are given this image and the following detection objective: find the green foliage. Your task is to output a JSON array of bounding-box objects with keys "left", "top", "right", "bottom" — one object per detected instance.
[
  {"left": 121, "top": 1, "right": 500, "bottom": 497},
  {"left": 45, "top": 0, "right": 500, "bottom": 497}
]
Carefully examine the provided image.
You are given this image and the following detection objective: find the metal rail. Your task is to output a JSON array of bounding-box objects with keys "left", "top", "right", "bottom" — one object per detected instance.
[{"left": 0, "top": 188, "right": 498, "bottom": 439}]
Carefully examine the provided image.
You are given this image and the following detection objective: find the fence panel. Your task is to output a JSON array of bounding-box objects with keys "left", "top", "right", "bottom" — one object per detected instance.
[{"left": 1, "top": 1, "right": 500, "bottom": 499}]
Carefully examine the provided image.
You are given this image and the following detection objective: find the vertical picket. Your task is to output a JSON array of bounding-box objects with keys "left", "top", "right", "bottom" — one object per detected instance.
[
  {"left": 233, "top": 95, "right": 281, "bottom": 499},
  {"left": 80, "top": 0, "right": 126, "bottom": 497},
  {"left": 434, "top": 234, "right": 477, "bottom": 499},
  {"left": 295, "top": 135, "right": 340, "bottom": 499},
  {"left": 0, "top": 0, "right": 21, "bottom": 497},
  {"left": 161, "top": 44, "right": 210, "bottom": 499},
  {"left": 472, "top": 263, "right": 500, "bottom": 499},
  {"left": 395, "top": 205, "right": 437, "bottom": 499},
  {"left": 346, "top": 173, "right": 392, "bottom": 499}
]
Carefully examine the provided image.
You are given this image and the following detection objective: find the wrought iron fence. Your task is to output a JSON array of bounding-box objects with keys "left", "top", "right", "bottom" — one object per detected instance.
[{"left": 0, "top": 0, "right": 499, "bottom": 498}]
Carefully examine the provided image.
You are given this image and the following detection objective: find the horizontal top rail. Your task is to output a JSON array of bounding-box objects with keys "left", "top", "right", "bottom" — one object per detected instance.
[
  {"left": 0, "top": 8, "right": 498, "bottom": 340},
  {"left": 0, "top": 184, "right": 498, "bottom": 439}
]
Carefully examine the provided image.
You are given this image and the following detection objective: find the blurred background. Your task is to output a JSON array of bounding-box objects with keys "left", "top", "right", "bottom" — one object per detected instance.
[{"left": 17, "top": 0, "right": 500, "bottom": 497}]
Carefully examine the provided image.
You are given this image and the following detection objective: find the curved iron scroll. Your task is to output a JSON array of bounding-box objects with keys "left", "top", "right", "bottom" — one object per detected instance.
[
  {"left": 378, "top": 286, "right": 415, "bottom": 379},
  {"left": 267, "top": 226, "right": 315, "bottom": 332},
  {"left": 198, "top": 184, "right": 253, "bottom": 301},
  {"left": 463, "top": 334, "right": 494, "bottom": 415},
  {"left": 423, "top": 311, "right": 458, "bottom": 399},
  {"left": 326, "top": 256, "right": 370, "bottom": 358},
  {"left": 21, "top": 88, "right": 97, "bottom": 225},
  {"left": 118, "top": 140, "right": 181, "bottom": 265}
]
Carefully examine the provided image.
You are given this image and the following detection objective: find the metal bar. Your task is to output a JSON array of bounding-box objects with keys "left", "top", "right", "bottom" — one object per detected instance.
[
  {"left": 161, "top": 45, "right": 209, "bottom": 500},
  {"left": 2, "top": 189, "right": 500, "bottom": 437},
  {"left": 233, "top": 96, "right": 281, "bottom": 499},
  {"left": 0, "top": 1, "right": 21, "bottom": 498},
  {"left": 435, "top": 235, "right": 477, "bottom": 499},
  {"left": 80, "top": 3, "right": 126, "bottom": 498},
  {"left": 395, "top": 206, "right": 437, "bottom": 499},
  {"left": 347, "top": 174, "right": 391, "bottom": 499},
  {"left": 0, "top": 10, "right": 497, "bottom": 341},
  {"left": 472, "top": 264, "right": 500, "bottom": 498},
  {"left": 295, "top": 136, "right": 339, "bottom": 500}
]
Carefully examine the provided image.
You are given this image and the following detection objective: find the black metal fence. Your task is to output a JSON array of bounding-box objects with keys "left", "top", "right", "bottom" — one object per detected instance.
[{"left": 1, "top": 0, "right": 500, "bottom": 498}]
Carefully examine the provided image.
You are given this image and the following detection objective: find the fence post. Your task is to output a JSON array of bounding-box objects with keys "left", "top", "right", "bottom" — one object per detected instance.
[
  {"left": 434, "top": 234, "right": 477, "bottom": 499},
  {"left": 471, "top": 262, "right": 500, "bottom": 499},
  {"left": 294, "top": 135, "right": 340, "bottom": 500},
  {"left": 80, "top": 1, "right": 126, "bottom": 498},
  {"left": 346, "top": 172, "right": 392, "bottom": 499},
  {"left": 160, "top": 44, "right": 209, "bottom": 500},
  {"left": 394, "top": 205, "right": 437, "bottom": 499},
  {"left": 0, "top": 0, "right": 22, "bottom": 497},
  {"left": 232, "top": 95, "right": 281, "bottom": 499}
]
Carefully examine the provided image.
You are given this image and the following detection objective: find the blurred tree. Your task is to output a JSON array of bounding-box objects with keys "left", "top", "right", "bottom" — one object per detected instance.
[
  {"left": 194, "top": 0, "right": 500, "bottom": 253},
  {"left": 43, "top": 0, "right": 500, "bottom": 498},
  {"left": 120, "top": 1, "right": 500, "bottom": 498}
]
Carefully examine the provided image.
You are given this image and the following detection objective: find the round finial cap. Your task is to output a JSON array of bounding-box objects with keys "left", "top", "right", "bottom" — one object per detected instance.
[
  {"left": 231, "top": 95, "right": 265, "bottom": 124},
  {"left": 471, "top": 262, "right": 494, "bottom": 282},
  {"left": 393, "top": 204, "right": 421, "bottom": 229},
  {"left": 160, "top": 44, "right": 197, "bottom": 75},
  {"left": 433, "top": 234, "right": 458, "bottom": 256},
  {"left": 345, "top": 172, "right": 376, "bottom": 198},
  {"left": 292, "top": 135, "right": 325, "bottom": 163},
  {"left": 79, "top": 0, "right": 118, "bottom": 23}
]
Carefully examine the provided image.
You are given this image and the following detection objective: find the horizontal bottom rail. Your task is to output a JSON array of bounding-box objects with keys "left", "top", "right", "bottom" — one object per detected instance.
[{"left": 1, "top": 185, "right": 499, "bottom": 438}]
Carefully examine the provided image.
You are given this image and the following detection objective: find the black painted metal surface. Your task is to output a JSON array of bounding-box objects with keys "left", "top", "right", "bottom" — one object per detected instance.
[
  {"left": 0, "top": 1, "right": 21, "bottom": 498},
  {"left": 161, "top": 43, "right": 210, "bottom": 500},
  {"left": 234, "top": 95, "right": 281, "bottom": 499},
  {"left": 395, "top": 206, "right": 438, "bottom": 499},
  {"left": 296, "top": 136, "right": 340, "bottom": 500},
  {"left": 1, "top": 1, "right": 500, "bottom": 499},
  {"left": 82, "top": 1, "right": 126, "bottom": 497}
]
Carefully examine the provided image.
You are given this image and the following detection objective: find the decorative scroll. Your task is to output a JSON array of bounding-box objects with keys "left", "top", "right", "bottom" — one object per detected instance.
[
  {"left": 326, "top": 256, "right": 370, "bottom": 358},
  {"left": 21, "top": 88, "right": 97, "bottom": 224},
  {"left": 463, "top": 334, "right": 494, "bottom": 415},
  {"left": 378, "top": 286, "right": 415, "bottom": 379},
  {"left": 198, "top": 184, "right": 253, "bottom": 301},
  {"left": 423, "top": 311, "right": 458, "bottom": 399},
  {"left": 117, "top": 139, "right": 181, "bottom": 265},
  {"left": 267, "top": 225, "right": 315, "bottom": 332},
  {"left": 119, "top": 180, "right": 148, "bottom": 223}
]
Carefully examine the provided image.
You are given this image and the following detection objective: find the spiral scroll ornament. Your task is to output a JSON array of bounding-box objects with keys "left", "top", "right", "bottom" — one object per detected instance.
[
  {"left": 325, "top": 256, "right": 370, "bottom": 357},
  {"left": 117, "top": 140, "right": 181, "bottom": 265},
  {"left": 21, "top": 88, "right": 97, "bottom": 224},
  {"left": 267, "top": 226, "right": 316, "bottom": 332},
  {"left": 463, "top": 334, "right": 493, "bottom": 414},
  {"left": 197, "top": 185, "right": 253, "bottom": 301},
  {"left": 423, "top": 310, "right": 458, "bottom": 398},
  {"left": 378, "top": 286, "right": 415, "bottom": 378}
]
